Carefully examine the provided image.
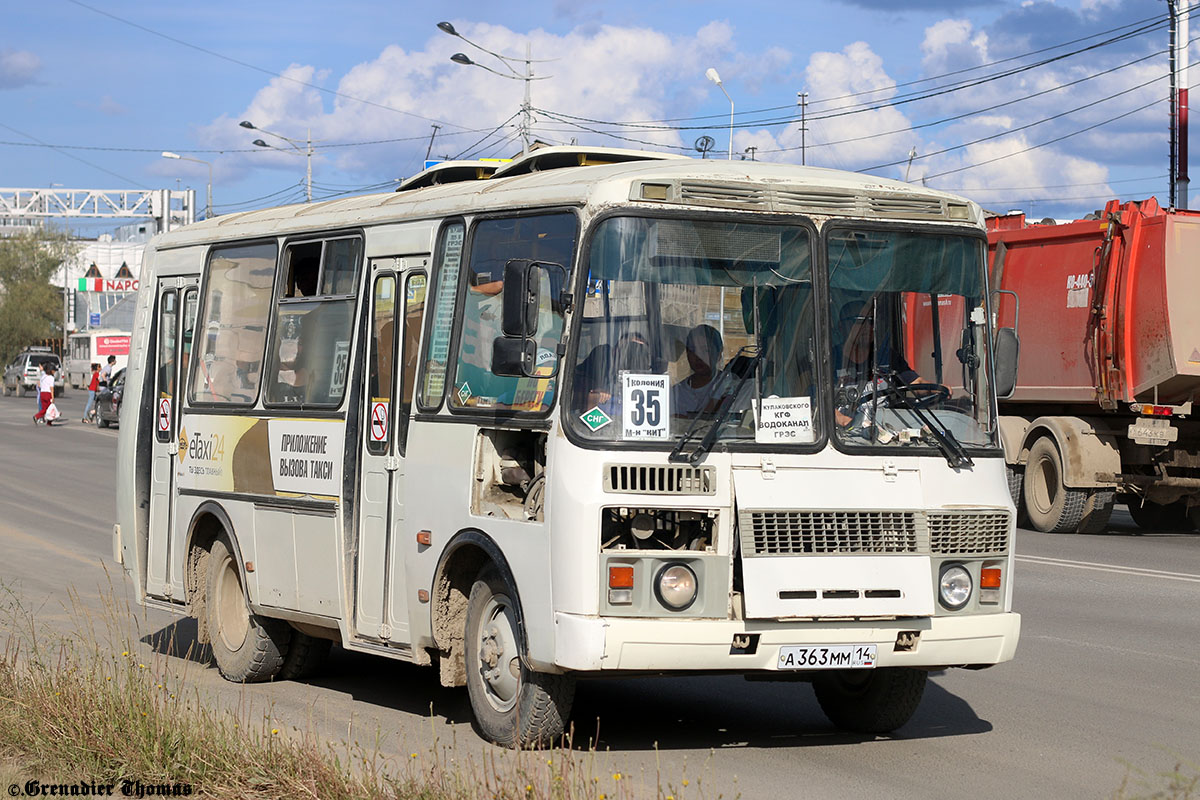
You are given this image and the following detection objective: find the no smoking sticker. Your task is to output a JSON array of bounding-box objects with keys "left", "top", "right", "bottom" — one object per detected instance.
[
  {"left": 369, "top": 400, "right": 389, "bottom": 443},
  {"left": 157, "top": 398, "right": 172, "bottom": 432}
]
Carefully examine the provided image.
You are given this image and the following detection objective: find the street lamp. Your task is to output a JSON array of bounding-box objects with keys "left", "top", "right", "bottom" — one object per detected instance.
[
  {"left": 706, "top": 68, "right": 734, "bottom": 161},
  {"left": 161, "top": 152, "right": 214, "bottom": 219},
  {"left": 437, "top": 21, "right": 550, "bottom": 156},
  {"left": 240, "top": 120, "right": 314, "bottom": 202}
]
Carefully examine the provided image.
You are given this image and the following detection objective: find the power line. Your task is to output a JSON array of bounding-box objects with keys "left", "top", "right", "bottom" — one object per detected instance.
[
  {"left": 860, "top": 70, "right": 1168, "bottom": 172},
  {"left": 534, "top": 17, "right": 1165, "bottom": 133},
  {"left": 920, "top": 93, "right": 1167, "bottom": 182},
  {"left": 65, "top": 0, "right": 475, "bottom": 132},
  {"left": 763, "top": 45, "right": 1170, "bottom": 155}
]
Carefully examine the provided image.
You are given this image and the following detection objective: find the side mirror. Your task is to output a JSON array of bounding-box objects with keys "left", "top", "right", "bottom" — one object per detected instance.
[
  {"left": 491, "top": 336, "right": 537, "bottom": 377},
  {"left": 501, "top": 260, "right": 540, "bottom": 338},
  {"left": 993, "top": 327, "right": 1019, "bottom": 399}
]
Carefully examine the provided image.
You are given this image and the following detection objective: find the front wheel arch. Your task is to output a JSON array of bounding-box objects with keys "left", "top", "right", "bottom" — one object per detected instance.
[{"left": 430, "top": 529, "right": 531, "bottom": 686}]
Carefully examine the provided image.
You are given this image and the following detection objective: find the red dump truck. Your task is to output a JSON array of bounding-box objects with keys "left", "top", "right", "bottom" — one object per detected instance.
[{"left": 986, "top": 197, "right": 1200, "bottom": 533}]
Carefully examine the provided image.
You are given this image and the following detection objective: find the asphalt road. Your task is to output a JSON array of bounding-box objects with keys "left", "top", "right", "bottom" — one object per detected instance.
[{"left": 1, "top": 389, "right": 1198, "bottom": 799}]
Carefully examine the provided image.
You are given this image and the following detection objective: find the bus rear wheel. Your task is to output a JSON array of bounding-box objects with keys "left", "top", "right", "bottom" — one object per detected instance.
[
  {"left": 205, "top": 536, "right": 290, "bottom": 682},
  {"left": 813, "top": 667, "right": 927, "bottom": 734},
  {"left": 464, "top": 566, "right": 574, "bottom": 749}
]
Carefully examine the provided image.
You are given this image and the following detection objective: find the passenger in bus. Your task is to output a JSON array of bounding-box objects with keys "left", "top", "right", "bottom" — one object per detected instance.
[
  {"left": 575, "top": 331, "right": 654, "bottom": 416},
  {"left": 673, "top": 324, "right": 723, "bottom": 415}
]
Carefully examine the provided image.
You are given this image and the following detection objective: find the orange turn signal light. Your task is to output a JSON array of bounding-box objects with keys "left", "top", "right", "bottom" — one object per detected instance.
[
  {"left": 980, "top": 567, "right": 1002, "bottom": 589},
  {"left": 608, "top": 565, "right": 635, "bottom": 589}
]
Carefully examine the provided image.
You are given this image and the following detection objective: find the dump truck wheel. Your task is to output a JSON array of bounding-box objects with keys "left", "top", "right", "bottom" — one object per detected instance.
[
  {"left": 1128, "top": 500, "right": 1193, "bottom": 532},
  {"left": 1076, "top": 490, "right": 1115, "bottom": 533},
  {"left": 1023, "top": 437, "right": 1087, "bottom": 533}
]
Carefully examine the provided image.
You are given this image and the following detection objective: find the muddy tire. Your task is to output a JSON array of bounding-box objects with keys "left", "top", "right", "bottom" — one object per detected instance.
[
  {"left": 813, "top": 667, "right": 927, "bottom": 734},
  {"left": 464, "top": 566, "right": 574, "bottom": 749},
  {"left": 1023, "top": 437, "right": 1087, "bottom": 533},
  {"left": 278, "top": 631, "right": 332, "bottom": 680},
  {"left": 1076, "top": 490, "right": 1115, "bottom": 533},
  {"left": 205, "top": 536, "right": 290, "bottom": 682}
]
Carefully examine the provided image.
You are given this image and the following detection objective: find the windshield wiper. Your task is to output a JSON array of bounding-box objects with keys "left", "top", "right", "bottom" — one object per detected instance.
[
  {"left": 905, "top": 402, "right": 974, "bottom": 469},
  {"left": 669, "top": 346, "right": 762, "bottom": 465}
]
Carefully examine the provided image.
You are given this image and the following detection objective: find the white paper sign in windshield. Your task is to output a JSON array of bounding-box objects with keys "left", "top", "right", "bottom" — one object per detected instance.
[
  {"left": 621, "top": 373, "right": 670, "bottom": 441},
  {"left": 755, "top": 396, "right": 815, "bottom": 444}
]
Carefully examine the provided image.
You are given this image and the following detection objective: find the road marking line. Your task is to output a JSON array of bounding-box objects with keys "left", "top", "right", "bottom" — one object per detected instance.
[{"left": 1017, "top": 554, "right": 1200, "bottom": 583}]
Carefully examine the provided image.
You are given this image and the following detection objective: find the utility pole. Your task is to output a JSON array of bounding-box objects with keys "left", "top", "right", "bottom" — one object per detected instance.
[
  {"left": 522, "top": 43, "right": 533, "bottom": 155},
  {"left": 1179, "top": 0, "right": 1192, "bottom": 208},
  {"left": 425, "top": 124, "right": 442, "bottom": 161},
  {"left": 797, "top": 91, "right": 809, "bottom": 166}
]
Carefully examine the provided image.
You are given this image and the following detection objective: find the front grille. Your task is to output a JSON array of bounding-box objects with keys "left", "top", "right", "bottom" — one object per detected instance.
[
  {"left": 744, "top": 510, "right": 919, "bottom": 555},
  {"left": 604, "top": 464, "right": 716, "bottom": 495},
  {"left": 929, "top": 511, "right": 1010, "bottom": 555}
]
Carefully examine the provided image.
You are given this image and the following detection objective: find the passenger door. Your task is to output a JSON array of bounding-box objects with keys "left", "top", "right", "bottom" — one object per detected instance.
[
  {"left": 145, "top": 281, "right": 198, "bottom": 599},
  {"left": 353, "top": 263, "right": 427, "bottom": 644}
]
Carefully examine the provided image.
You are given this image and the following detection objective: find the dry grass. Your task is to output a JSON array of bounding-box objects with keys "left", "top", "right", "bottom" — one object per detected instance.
[
  {"left": 0, "top": 583, "right": 726, "bottom": 800},
  {"left": 1113, "top": 759, "right": 1200, "bottom": 800}
]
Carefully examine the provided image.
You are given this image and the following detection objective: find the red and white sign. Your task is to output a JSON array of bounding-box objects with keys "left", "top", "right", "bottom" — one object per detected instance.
[
  {"left": 369, "top": 401, "right": 389, "bottom": 443},
  {"left": 96, "top": 336, "right": 131, "bottom": 356},
  {"left": 157, "top": 398, "right": 171, "bottom": 432},
  {"left": 77, "top": 278, "right": 139, "bottom": 292}
]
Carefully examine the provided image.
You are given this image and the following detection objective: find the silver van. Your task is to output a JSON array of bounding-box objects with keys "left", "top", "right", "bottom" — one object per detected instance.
[{"left": 2, "top": 347, "right": 64, "bottom": 397}]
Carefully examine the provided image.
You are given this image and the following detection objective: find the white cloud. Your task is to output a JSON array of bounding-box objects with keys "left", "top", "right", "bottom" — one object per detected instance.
[{"left": 0, "top": 49, "right": 41, "bottom": 89}]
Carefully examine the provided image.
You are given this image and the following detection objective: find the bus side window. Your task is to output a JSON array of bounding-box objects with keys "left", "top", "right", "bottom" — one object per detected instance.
[
  {"left": 265, "top": 236, "right": 362, "bottom": 408},
  {"left": 398, "top": 272, "right": 427, "bottom": 453}
]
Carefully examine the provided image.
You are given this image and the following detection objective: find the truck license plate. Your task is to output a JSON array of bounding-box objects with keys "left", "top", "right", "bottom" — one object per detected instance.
[
  {"left": 777, "top": 644, "right": 877, "bottom": 670},
  {"left": 1128, "top": 418, "right": 1178, "bottom": 446}
]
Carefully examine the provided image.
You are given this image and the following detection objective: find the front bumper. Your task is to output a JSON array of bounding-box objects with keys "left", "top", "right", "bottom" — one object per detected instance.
[{"left": 552, "top": 611, "right": 1020, "bottom": 672}]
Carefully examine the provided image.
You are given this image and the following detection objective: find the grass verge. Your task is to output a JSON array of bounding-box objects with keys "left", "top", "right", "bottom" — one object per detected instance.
[{"left": 0, "top": 584, "right": 723, "bottom": 800}]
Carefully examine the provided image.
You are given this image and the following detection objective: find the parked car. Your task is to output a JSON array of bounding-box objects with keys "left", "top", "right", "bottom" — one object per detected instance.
[
  {"left": 95, "top": 367, "right": 125, "bottom": 428},
  {"left": 3, "top": 347, "right": 64, "bottom": 397}
]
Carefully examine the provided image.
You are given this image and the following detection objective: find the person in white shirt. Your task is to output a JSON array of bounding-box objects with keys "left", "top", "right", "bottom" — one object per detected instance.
[
  {"left": 674, "top": 324, "right": 724, "bottom": 416},
  {"left": 32, "top": 363, "right": 57, "bottom": 426}
]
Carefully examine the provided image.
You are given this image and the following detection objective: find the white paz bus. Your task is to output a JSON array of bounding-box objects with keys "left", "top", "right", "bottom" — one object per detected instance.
[{"left": 114, "top": 147, "right": 1020, "bottom": 748}]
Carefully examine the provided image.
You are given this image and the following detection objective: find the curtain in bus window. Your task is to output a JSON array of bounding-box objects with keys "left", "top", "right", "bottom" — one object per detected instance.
[
  {"left": 190, "top": 243, "right": 277, "bottom": 405},
  {"left": 419, "top": 223, "right": 465, "bottom": 408}
]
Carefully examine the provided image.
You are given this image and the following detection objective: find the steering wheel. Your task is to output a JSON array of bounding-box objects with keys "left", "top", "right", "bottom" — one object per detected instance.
[{"left": 880, "top": 381, "right": 951, "bottom": 409}]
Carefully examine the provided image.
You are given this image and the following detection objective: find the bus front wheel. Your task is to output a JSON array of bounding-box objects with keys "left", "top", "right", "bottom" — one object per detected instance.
[
  {"left": 464, "top": 565, "right": 574, "bottom": 749},
  {"left": 813, "top": 667, "right": 927, "bottom": 734},
  {"left": 205, "top": 536, "right": 290, "bottom": 682}
]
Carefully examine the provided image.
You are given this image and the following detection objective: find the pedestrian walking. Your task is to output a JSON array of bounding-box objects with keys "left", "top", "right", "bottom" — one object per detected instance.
[
  {"left": 32, "top": 363, "right": 57, "bottom": 426},
  {"left": 82, "top": 362, "right": 100, "bottom": 423},
  {"left": 99, "top": 354, "right": 116, "bottom": 389}
]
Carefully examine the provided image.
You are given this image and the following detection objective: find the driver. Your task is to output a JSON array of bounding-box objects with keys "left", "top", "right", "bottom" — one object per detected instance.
[{"left": 834, "top": 300, "right": 936, "bottom": 429}]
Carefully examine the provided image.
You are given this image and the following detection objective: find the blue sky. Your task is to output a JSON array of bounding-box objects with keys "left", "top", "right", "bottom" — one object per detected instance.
[{"left": 2, "top": 0, "right": 1192, "bottom": 233}]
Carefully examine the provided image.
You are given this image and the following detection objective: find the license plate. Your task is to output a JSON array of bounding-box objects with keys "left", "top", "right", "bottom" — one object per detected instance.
[{"left": 777, "top": 644, "right": 877, "bottom": 670}]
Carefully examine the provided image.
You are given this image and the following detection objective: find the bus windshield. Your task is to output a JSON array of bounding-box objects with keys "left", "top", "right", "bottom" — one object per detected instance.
[
  {"left": 568, "top": 215, "right": 817, "bottom": 446},
  {"left": 827, "top": 227, "right": 997, "bottom": 455}
]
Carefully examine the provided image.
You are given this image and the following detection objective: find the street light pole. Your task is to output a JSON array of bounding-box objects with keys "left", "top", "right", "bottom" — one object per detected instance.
[
  {"left": 706, "top": 68, "right": 734, "bottom": 161},
  {"left": 161, "top": 151, "right": 214, "bottom": 218},
  {"left": 438, "top": 21, "right": 550, "bottom": 158},
  {"left": 240, "top": 120, "right": 314, "bottom": 202}
]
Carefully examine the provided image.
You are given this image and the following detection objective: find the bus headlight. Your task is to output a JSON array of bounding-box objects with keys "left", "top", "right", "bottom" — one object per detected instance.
[
  {"left": 938, "top": 564, "right": 972, "bottom": 610},
  {"left": 655, "top": 563, "right": 698, "bottom": 610}
]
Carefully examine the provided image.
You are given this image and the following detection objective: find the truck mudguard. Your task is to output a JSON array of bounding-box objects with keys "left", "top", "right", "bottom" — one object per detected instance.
[{"left": 1016, "top": 416, "right": 1121, "bottom": 488}]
